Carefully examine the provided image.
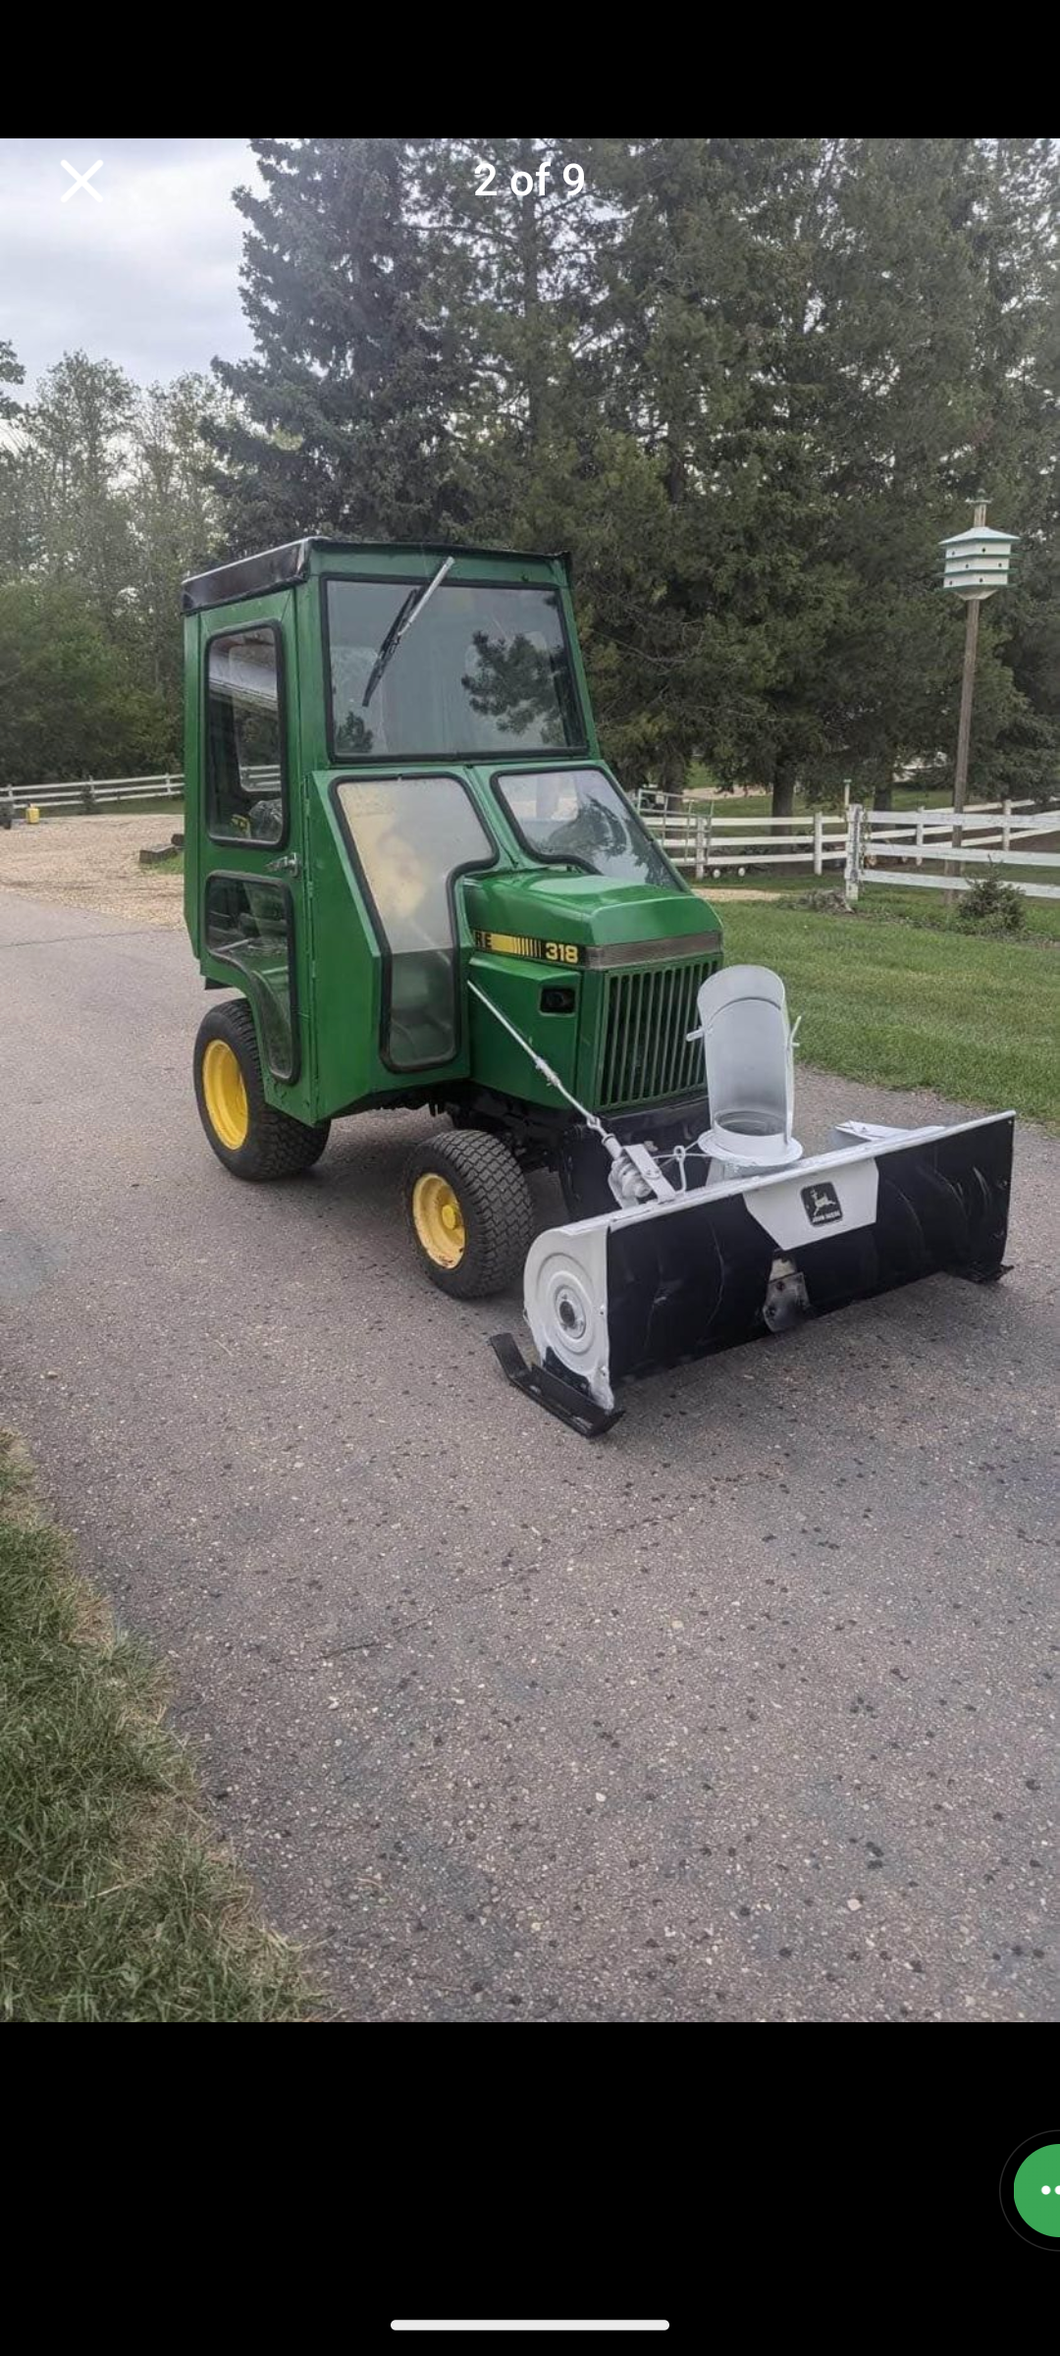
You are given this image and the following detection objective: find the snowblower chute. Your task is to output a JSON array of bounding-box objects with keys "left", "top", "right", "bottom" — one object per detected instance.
[{"left": 492, "top": 967, "right": 1014, "bottom": 1433}]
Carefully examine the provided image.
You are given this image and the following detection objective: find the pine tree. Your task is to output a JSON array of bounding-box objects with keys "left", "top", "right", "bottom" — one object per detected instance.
[
  {"left": 960, "top": 138, "right": 1060, "bottom": 797},
  {"left": 413, "top": 139, "right": 603, "bottom": 527},
  {"left": 210, "top": 139, "right": 471, "bottom": 549},
  {"left": 786, "top": 138, "right": 986, "bottom": 808},
  {"left": 735, "top": 137, "right": 1060, "bottom": 809},
  {"left": 577, "top": 137, "right": 836, "bottom": 807},
  {"left": 201, "top": 135, "right": 1060, "bottom": 811}
]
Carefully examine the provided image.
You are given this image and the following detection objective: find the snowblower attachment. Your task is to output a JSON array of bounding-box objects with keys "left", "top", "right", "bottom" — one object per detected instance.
[{"left": 492, "top": 967, "right": 1015, "bottom": 1432}]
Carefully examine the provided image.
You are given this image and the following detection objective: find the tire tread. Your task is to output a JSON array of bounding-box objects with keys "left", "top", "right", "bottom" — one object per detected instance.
[
  {"left": 404, "top": 1127, "right": 534, "bottom": 1298},
  {"left": 194, "top": 998, "right": 329, "bottom": 1180}
]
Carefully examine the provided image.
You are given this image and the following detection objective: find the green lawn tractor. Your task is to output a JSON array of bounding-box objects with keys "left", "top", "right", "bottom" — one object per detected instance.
[{"left": 182, "top": 538, "right": 1014, "bottom": 1433}]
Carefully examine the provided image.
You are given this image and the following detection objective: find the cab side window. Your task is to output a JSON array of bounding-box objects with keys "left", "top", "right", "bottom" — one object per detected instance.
[
  {"left": 206, "top": 625, "right": 286, "bottom": 843},
  {"left": 335, "top": 776, "right": 495, "bottom": 1068}
]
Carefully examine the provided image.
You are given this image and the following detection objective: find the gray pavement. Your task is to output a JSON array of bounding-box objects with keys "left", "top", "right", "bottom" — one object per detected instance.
[{"left": 1, "top": 891, "right": 1057, "bottom": 2020}]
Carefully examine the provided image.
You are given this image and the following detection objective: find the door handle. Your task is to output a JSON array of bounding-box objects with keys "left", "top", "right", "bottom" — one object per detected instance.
[{"left": 266, "top": 852, "right": 300, "bottom": 875}]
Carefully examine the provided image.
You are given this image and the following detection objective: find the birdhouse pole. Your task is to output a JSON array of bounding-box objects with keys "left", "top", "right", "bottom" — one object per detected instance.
[
  {"left": 954, "top": 501, "right": 987, "bottom": 811},
  {"left": 940, "top": 497, "right": 1018, "bottom": 813}
]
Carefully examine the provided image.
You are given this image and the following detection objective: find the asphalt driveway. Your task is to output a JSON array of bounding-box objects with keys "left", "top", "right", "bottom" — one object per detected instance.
[{"left": 0, "top": 891, "right": 1056, "bottom": 2019}]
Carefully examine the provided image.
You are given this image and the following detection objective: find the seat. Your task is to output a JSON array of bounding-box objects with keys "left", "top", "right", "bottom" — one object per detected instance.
[{"left": 692, "top": 964, "right": 802, "bottom": 1176}]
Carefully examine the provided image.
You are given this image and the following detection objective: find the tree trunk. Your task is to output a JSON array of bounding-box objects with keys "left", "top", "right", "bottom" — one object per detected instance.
[
  {"left": 873, "top": 780, "right": 893, "bottom": 811},
  {"left": 771, "top": 758, "right": 797, "bottom": 819},
  {"left": 659, "top": 747, "right": 687, "bottom": 798}
]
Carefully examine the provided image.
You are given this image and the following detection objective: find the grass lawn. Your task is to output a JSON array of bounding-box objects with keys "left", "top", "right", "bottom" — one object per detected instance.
[
  {"left": 718, "top": 896, "right": 1060, "bottom": 1128},
  {"left": 703, "top": 872, "right": 1060, "bottom": 930},
  {"left": 0, "top": 1433, "right": 314, "bottom": 2022},
  {"left": 684, "top": 766, "right": 959, "bottom": 817},
  {"left": 708, "top": 864, "right": 846, "bottom": 895},
  {"left": 858, "top": 880, "right": 1060, "bottom": 944}
]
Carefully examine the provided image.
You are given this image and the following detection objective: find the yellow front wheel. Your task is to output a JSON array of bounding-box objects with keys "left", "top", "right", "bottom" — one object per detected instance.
[
  {"left": 404, "top": 1130, "right": 534, "bottom": 1300},
  {"left": 411, "top": 1173, "right": 467, "bottom": 1270},
  {"left": 201, "top": 1039, "right": 250, "bottom": 1151},
  {"left": 193, "top": 1000, "right": 330, "bottom": 1180}
]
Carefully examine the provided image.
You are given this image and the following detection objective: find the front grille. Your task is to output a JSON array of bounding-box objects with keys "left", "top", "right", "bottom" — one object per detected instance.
[{"left": 597, "top": 957, "right": 719, "bottom": 1110}]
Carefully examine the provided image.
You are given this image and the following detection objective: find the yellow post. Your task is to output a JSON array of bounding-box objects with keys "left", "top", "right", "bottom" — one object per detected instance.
[{"left": 27, "top": 805, "right": 41, "bottom": 825}]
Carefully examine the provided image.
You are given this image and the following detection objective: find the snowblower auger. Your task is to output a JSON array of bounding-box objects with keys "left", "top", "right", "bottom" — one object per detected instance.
[{"left": 492, "top": 966, "right": 1015, "bottom": 1430}]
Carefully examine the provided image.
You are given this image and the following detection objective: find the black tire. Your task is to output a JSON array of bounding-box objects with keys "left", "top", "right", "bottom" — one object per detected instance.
[
  {"left": 193, "top": 998, "right": 330, "bottom": 1181},
  {"left": 404, "top": 1128, "right": 534, "bottom": 1299}
]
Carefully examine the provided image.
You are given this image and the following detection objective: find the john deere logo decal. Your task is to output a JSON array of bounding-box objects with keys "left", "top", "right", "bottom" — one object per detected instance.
[{"left": 801, "top": 1181, "right": 843, "bottom": 1227}]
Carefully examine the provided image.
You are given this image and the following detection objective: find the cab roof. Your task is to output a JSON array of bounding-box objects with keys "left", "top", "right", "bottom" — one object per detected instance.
[{"left": 181, "top": 537, "right": 570, "bottom": 615}]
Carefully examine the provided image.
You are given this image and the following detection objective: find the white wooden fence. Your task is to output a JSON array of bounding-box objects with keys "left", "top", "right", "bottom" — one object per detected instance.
[
  {"left": 3, "top": 773, "right": 185, "bottom": 812},
  {"left": 634, "top": 796, "right": 849, "bottom": 878},
  {"left": 6, "top": 771, "right": 1060, "bottom": 903},
  {"left": 634, "top": 792, "right": 1060, "bottom": 903},
  {"left": 858, "top": 804, "right": 1060, "bottom": 899},
  {"left": 3, "top": 766, "right": 280, "bottom": 813}
]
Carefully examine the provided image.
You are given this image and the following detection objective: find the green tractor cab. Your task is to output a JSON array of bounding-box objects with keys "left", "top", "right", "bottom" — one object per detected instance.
[
  {"left": 182, "top": 538, "right": 1014, "bottom": 1432},
  {"left": 183, "top": 537, "right": 721, "bottom": 1237}
]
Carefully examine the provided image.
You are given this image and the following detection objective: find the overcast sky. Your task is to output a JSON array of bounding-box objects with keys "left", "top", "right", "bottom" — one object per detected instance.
[{"left": 0, "top": 137, "right": 262, "bottom": 391}]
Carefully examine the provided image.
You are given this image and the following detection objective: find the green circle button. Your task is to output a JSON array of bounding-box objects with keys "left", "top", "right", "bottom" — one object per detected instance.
[{"left": 1014, "top": 2146, "right": 1060, "bottom": 2237}]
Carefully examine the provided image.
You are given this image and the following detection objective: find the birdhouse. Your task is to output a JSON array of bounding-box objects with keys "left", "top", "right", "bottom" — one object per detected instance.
[{"left": 940, "top": 524, "right": 1018, "bottom": 600}]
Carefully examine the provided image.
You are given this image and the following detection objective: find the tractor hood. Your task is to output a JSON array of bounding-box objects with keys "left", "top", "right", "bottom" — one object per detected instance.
[{"left": 463, "top": 869, "right": 722, "bottom": 960}]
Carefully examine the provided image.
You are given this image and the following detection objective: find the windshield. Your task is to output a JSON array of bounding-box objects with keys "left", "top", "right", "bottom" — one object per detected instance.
[
  {"left": 326, "top": 579, "right": 585, "bottom": 760},
  {"left": 494, "top": 767, "right": 679, "bottom": 890}
]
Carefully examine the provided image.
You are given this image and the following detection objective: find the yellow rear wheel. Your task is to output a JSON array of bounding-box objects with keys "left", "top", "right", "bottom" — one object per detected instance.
[
  {"left": 201, "top": 1038, "right": 250, "bottom": 1150},
  {"left": 193, "top": 1001, "right": 330, "bottom": 1181},
  {"left": 411, "top": 1172, "right": 467, "bottom": 1269}
]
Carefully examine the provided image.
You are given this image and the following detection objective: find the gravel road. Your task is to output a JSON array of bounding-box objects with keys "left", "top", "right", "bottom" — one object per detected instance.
[
  {"left": 0, "top": 890, "right": 1056, "bottom": 2021},
  {"left": 0, "top": 813, "right": 183, "bottom": 926}
]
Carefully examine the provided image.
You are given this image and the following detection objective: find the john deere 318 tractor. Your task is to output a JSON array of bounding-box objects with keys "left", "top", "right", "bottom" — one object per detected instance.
[{"left": 183, "top": 538, "right": 1014, "bottom": 1433}]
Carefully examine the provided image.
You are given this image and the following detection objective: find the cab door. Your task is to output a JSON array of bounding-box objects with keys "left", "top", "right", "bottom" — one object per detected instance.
[{"left": 197, "top": 593, "right": 314, "bottom": 1120}]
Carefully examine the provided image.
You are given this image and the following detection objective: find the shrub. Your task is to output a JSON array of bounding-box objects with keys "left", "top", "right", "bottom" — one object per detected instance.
[
  {"left": 956, "top": 871, "right": 1026, "bottom": 933},
  {"left": 795, "top": 888, "right": 857, "bottom": 915}
]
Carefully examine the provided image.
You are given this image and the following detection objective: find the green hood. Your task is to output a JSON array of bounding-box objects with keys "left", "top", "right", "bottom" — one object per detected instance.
[{"left": 464, "top": 868, "right": 721, "bottom": 957}]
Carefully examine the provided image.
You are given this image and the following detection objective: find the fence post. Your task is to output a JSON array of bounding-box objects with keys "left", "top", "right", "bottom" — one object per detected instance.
[
  {"left": 844, "top": 804, "right": 862, "bottom": 907},
  {"left": 1002, "top": 798, "right": 1012, "bottom": 854},
  {"left": 812, "top": 809, "right": 823, "bottom": 875},
  {"left": 704, "top": 802, "right": 713, "bottom": 875},
  {"left": 915, "top": 807, "right": 924, "bottom": 867},
  {"left": 944, "top": 791, "right": 967, "bottom": 902},
  {"left": 694, "top": 814, "right": 706, "bottom": 881}
]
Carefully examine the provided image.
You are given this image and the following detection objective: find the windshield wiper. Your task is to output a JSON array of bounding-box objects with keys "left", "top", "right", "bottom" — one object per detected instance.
[{"left": 361, "top": 554, "right": 455, "bottom": 707}]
